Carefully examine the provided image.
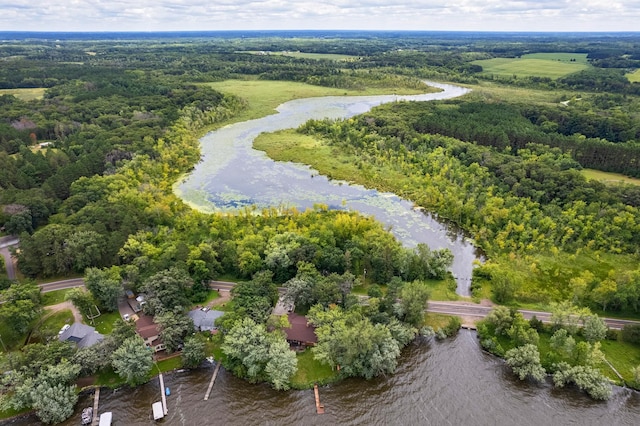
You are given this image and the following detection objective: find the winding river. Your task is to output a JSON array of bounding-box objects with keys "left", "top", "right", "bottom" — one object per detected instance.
[{"left": 175, "top": 82, "right": 480, "bottom": 296}]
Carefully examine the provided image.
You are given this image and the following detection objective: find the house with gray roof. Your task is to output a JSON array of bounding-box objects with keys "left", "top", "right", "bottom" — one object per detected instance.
[
  {"left": 188, "top": 308, "right": 224, "bottom": 332},
  {"left": 58, "top": 323, "right": 104, "bottom": 348}
]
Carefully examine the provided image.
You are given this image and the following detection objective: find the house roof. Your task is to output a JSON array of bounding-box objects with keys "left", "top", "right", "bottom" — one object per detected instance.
[
  {"left": 135, "top": 314, "right": 160, "bottom": 340},
  {"left": 59, "top": 323, "right": 104, "bottom": 348},
  {"left": 284, "top": 313, "right": 317, "bottom": 344},
  {"left": 188, "top": 308, "right": 224, "bottom": 329}
]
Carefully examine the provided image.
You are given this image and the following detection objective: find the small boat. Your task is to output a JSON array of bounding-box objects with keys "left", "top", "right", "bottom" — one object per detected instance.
[
  {"left": 165, "top": 387, "right": 170, "bottom": 396},
  {"left": 81, "top": 407, "right": 93, "bottom": 425},
  {"left": 152, "top": 401, "right": 164, "bottom": 420},
  {"left": 98, "top": 412, "right": 112, "bottom": 426}
]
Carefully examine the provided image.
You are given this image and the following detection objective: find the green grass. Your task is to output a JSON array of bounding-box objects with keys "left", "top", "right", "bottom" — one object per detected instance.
[
  {"left": 204, "top": 332, "right": 225, "bottom": 361},
  {"left": 201, "top": 290, "right": 220, "bottom": 304},
  {"left": 0, "top": 87, "right": 46, "bottom": 101},
  {"left": 204, "top": 79, "right": 432, "bottom": 125},
  {"left": 473, "top": 54, "right": 590, "bottom": 80},
  {"left": 40, "top": 309, "right": 74, "bottom": 334},
  {"left": 86, "top": 311, "right": 120, "bottom": 334},
  {"left": 626, "top": 69, "right": 640, "bottom": 83},
  {"left": 95, "top": 367, "right": 121, "bottom": 387},
  {"left": 150, "top": 356, "right": 183, "bottom": 376},
  {"left": 26, "top": 309, "right": 73, "bottom": 345},
  {"left": 582, "top": 168, "right": 640, "bottom": 186},
  {"left": 466, "top": 81, "right": 575, "bottom": 105},
  {"left": 599, "top": 339, "right": 640, "bottom": 386},
  {"left": 41, "top": 289, "right": 70, "bottom": 306},
  {"left": 290, "top": 348, "right": 338, "bottom": 389},
  {"left": 96, "top": 356, "right": 185, "bottom": 388},
  {"left": 521, "top": 53, "right": 589, "bottom": 64},
  {"left": 425, "top": 277, "right": 460, "bottom": 301},
  {"left": 423, "top": 313, "right": 459, "bottom": 330}
]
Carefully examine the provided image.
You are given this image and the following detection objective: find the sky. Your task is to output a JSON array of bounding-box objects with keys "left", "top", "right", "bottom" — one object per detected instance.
[{"left": 0, "top": 0, "right": 639, "bottom": 33}]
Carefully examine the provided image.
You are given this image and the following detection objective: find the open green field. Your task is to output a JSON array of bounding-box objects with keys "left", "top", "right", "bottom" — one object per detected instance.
[
  {"left": 239, "top": 51, "right": 359, "bottom": 61},
  {"left": 473, "top": 53, "right": 590, "bottom": 79},
  {"left": 521, "top": 53, "right": 589, "bottom": 63},
  {"left": 466, "top": 81, "right": 573, "bottom": 105},
  {"left": 626, "top": 69, "right": 640, "bottom": 83},
  {"left": 582, "top": 168, "right": 640, "bottom": 186},
  {"left": 203, "top": 79, "right": 433, "bottom": 124},
  {"left": 0, "top": 87, "right": 46, "bottom": 101}
]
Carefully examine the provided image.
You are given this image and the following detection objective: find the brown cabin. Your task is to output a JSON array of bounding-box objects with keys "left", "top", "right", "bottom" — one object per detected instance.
[{"left": 284, "top": 313, "right": 318, "bottom": 348}]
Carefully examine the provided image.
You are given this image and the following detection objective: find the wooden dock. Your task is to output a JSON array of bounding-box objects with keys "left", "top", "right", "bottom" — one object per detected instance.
[
  {"left": 159, "top": 373, "right": 168, "bottom": 416},
  {"left": 91, "top": 387, "right": 100, "bottom": 426},
  {"left": 314, "top": 384, "right": 325, "bottom": 414},
  {"left": 204, "top": 361, "right": 222, "bottom": 400}
]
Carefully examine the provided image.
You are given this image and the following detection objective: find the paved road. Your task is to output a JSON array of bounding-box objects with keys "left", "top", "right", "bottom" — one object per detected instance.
[
  {"left": 427, "top": 301, "right": 639, "bottom": 330},
  {"left": 26, "top": 278, "right": 640, "bottom": 330},
  {"left": 39, "top": 278, "right": 85, "bottom": 293},
  {"left": 0, "top": 236, "right": 19, "bottom": 280}
]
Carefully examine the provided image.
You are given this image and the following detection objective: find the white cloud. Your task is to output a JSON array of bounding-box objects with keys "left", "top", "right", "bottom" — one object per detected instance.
[{"left": 0, "top": 0, "right": 638, "bottom": 31}]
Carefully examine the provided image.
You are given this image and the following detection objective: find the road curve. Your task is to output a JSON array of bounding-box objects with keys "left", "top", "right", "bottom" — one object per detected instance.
[{"left": 0, "top": 236, "right": 19, "bottom": 281}]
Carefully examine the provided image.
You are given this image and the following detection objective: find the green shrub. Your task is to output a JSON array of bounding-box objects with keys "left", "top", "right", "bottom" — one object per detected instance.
[{"left": 621, "top": 324, "right": 640, "bottom": 344}]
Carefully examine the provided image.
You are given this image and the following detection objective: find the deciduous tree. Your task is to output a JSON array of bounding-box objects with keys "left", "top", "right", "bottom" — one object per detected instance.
[{"left": 111, "top": 336, "right": 153, "bottom": 386}]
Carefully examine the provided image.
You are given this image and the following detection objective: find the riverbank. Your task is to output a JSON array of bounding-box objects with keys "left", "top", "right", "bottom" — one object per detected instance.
[{"left": 174, "top": 79, "right": 440, "bottom": 207}]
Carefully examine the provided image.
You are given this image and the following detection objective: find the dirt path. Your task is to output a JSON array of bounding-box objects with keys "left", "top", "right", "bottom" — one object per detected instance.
[
  {"left": 45, "top": 300, "right": 83, "bottom": 324},
  {"left": 208, "top": 289, "right": 231, "bottom": 307}
]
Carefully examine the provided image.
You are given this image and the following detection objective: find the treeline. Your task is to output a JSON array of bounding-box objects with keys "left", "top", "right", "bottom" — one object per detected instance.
[{"left": 394, "top": 99, "right": 640, "bottom": 177}]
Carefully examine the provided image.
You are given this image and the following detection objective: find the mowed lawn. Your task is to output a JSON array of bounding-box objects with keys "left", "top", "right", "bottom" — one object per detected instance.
[
  {"left": 0, "top": 87, "right": 46, "bottom": 101},
  {"left": 473, "top": 53, "right": 590, "bottom": 79}
]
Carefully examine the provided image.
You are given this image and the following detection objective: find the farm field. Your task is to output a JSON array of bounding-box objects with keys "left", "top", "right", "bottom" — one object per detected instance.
[{"left": 473, "top": 52, "right": 590, "bottom": 79}]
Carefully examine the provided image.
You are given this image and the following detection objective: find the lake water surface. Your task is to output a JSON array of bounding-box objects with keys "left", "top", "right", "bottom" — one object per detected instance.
[{"left": 7, "top": 330, "right": 639, "bottom": 426}]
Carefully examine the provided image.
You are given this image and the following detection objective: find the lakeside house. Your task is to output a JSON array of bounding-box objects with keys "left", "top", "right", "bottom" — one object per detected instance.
[
  {"left": 284, "top": 313, "right": 317, "bottom": 348},
  {"left": 58, "top": 323, "right": 104, "bottom": 348},
  {"left": 188, "top": 307, "right": 224, "bottom": 332},
  {"left": 134, "top": 314, "right": 165, "bottom": 353}
]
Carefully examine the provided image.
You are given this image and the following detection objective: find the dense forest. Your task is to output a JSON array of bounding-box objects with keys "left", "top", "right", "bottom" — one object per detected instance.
[{"left": 2, "top": 32, "right": 640, "bottom": 421}]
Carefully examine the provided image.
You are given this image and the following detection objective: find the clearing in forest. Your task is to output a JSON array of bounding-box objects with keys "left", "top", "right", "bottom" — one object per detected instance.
[
  {"left": 472, "top": 53, "right": 590, "bottom": 79},
  {"left": 0, "top": 87, "right": 46, "bottom": 101}
]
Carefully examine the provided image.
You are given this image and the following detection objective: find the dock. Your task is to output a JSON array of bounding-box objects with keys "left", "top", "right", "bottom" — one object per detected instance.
[
  {"left": 204, "top": 361, "right": 222, "bottom": 400},
  {"left": 91, "top": 387, "right": 100, "bottom": 426},
  {"left": 159, "top": 373, "right": 168, "bottom": 415},
  {"left": 314, "top": 384, "right": 325, "bottom": 414}
]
